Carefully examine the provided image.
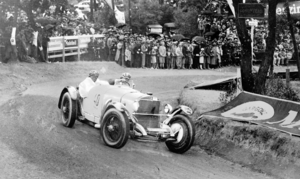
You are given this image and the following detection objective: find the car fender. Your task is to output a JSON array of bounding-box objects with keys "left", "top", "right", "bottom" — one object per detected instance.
[
  {"left": 164, "top": 105, "right": 193, "bottom": 125},
  {"left": 99, "top": 100, "right": 128, "bottom": 123},
  {"left": 171, "top": 105, "right": 193, "bottom": 116},
  {"left": 58, "top": 86, "right": 78, "bottom": 109}
]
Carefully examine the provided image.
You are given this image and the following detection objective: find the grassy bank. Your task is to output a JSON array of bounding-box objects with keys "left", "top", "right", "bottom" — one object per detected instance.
[{"left": 179, "top": 89, "right": 300, "bottom": 179}]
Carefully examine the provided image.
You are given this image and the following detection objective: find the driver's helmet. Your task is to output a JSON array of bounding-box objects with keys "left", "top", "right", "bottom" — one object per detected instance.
[{"left": 121, "top": 72, "right": 131, "bottom": 80}]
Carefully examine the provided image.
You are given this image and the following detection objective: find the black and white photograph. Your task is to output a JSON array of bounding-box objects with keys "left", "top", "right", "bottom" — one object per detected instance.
[{"left": 0, "top": 0, "right": 300, "bottom": 178}]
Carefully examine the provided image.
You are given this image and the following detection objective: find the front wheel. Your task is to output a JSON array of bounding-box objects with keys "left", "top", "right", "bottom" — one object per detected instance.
[
  {"left": 101, "top": 108, "right": 130, "bottom": 149},
  {"left": 165, "top": 114, "right": 195, "bottom": 154},
  {"left": 60, "top": 92, "right": 77, "bottom": 128}
]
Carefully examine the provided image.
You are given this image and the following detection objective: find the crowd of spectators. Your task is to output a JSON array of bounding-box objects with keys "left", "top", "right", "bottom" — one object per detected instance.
[
  {"left": 46, "top": 0, "right": 299, "bottom": 68},
  {"left": 75, "top": 12, "right": 245, "bottom": 70},
  {"left": 84, "top": 27, "right": 240, "bottom": 70}
]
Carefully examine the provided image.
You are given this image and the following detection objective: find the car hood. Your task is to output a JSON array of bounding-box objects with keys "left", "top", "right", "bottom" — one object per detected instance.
[{"left": 121, "top": 90, "right": 160, "bottom": 114}]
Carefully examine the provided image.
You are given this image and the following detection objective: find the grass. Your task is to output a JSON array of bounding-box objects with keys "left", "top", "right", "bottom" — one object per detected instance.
[{"left": 179, "top": 88, "right": 300, "bottom": 179}]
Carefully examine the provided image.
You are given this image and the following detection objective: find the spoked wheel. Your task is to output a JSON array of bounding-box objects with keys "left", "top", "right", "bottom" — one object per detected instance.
[
  {"left": 60, "top": 92, "right": 77, "bottom": 128},
  {"left": 166, "top": 114, "right": 195, "bottom": 154},
  {"left": 101, "top": 108, "right": 129, "bottom": 149}
]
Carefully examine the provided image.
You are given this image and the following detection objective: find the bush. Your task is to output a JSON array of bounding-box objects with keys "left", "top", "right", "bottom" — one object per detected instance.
[
  {"left": 219, "top": 80, "right": 238, "bottom": 104},
  {"left": 219, "top": 75, "right": 300, "bottom": 104},
  {"left": 265, "top": 76, "right": 300, "bottom": 102}
]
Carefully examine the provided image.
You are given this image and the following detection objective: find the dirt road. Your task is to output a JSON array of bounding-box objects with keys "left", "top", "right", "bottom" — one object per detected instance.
[{"left": 0, "top": 62, "right": 275, "bottom": 179}]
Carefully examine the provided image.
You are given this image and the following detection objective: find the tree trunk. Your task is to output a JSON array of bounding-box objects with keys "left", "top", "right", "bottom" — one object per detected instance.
[
  {"left": 254, "top": 0, "right": 278, "bottom": 94},
  {"left": 8, "top": 0, "right": 19, "bottom": 63},
  {"left": 22, "top": 1, "right": 37, "bottom": 30},
  {"left": 90, "top": 0, "right": 94, "bottom": 22},
  {"left": 233, "top": 0, "right": 254, "bottom": 92}
]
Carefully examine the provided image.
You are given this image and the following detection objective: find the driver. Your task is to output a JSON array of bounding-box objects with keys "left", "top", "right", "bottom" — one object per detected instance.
[
  {"left": 79, "top": 70, "right": 100, "bottom": 98},
  {"left": 115, "top": 72, "right": 135, "bottom": 88}
]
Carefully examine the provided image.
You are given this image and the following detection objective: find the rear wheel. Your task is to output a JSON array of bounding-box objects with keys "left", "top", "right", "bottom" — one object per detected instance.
[
  {"left": 60, "top": 92, "right": 77, "bottom": 128},
  {"left": 166, "top": 114, "right": 195, "bottom": 154},
  {"left": 101, "top": 108, "right": 129, "bottom": 149}
]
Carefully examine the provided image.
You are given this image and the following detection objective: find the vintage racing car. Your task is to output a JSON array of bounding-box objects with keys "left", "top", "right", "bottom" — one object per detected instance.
[{"left": 58, "top": 79, "right": 195, "bottom": 154}]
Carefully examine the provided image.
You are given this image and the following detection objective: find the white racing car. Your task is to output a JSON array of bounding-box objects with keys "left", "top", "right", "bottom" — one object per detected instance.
[{"left": 58, "top": 80, "right": 195, "bottom": 154}]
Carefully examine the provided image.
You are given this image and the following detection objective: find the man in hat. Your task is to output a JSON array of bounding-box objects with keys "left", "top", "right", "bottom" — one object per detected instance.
[
  {"left": 78, "top": 70, "right": 108, "bottom": 99},
  {"left": 158, "top": 41, "right": 166, "bottom": 69},
  {"left": 166, "top": 39, "right": 172, "bottom": 69},
  {"left": 106, "top": 33, "right": 115, "bottom": 61},
  {"left": 193, "top": 41, "right": 200, "bottom": 69},
  {"left": 175, "top": 42, "right": 184, "bottom": 69},
  {"left": 146, "top": 39, "right": 152, "bottom": 68},
  {"left": 171, "top": 41, "right": 177, "bottom": 69},
  {"left": 141, "top": 39, "right": 148, "bottom": 68}
]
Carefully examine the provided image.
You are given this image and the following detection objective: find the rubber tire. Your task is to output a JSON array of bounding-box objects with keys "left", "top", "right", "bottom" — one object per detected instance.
[
  {"left": 165, "top": 114, "right": 195, "bottom": 154},
  {"left": 60, "top": 92, "right": 77, "bottom": 128},
  {"left": 101, "top": 108, "right": 130, "bottom": 149}
]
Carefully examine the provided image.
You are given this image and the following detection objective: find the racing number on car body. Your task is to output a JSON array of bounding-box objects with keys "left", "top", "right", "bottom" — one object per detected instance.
[{"left": 94, "top": 94, "right": 101, "bottom": 106}]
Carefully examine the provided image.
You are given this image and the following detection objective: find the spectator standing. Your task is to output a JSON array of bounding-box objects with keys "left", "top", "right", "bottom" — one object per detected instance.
[
  {"left": 115, "top": 40, "right": 123, "bottom": 64},
  {"left": 182, "top": 42, "right": 188, "bottom": 69},
  {"left": 125, "top": 45, "right": 131, "bottom": 67},
  {"left": 158, "top": 41, "right": 166, "bottom": 69},
  {"left": 132, "top": 38, "right": 141, "bottom": 68},
  {"left": 193, "top": 42, "right": 200, "bottom": 69},
  {"left": 171, "top": 41, "right": 177, "bottom": 69},
  {"left": 204, "top": 42, "right": 212, "bottom": 69},
  {"left": 129, "top": 39, "right": 135, "bottom": 67},
  {"left": 187, "top": 42, "right": 194, "bottom": 69},
  {"left": 211, "top": 41, "right": 220, "bottom": 68},
  {"left": 199, "top": 48, "right": 206, "bottom": 69},
  {"left": 111, "top": 40, "right": 117, "bottom": 62},
  {"left": 197, "top": 15, "right": 205, "bottom": 36},
  {"left": 99, "top": 37, "right": 106, "bottom": 61},
  {"left": 146, "top": 41, "right": 152, "bottom": 68},
  {"left": 151, "top": 45, "right": 158, "bottom": 69},
  {"left": 95, "top": 38, "right": 101, "bottom": 60},
  {"left": 222, "top": 41, "right": 231, "bottom": 66},
  {"left": 166, "top": 41, "right": 172, "bottom": 69},
  {"left": 107, "top": 34, "right": 114, "bottom": 61},
  {"left": 136, "top": 42, "right": 142, "bottom": 68},
  {"left": 141, "top": 40, "right": 147, "bottom": 68},
  {"left": 176, "top": 42, "right": 184, "bottom": 69}
]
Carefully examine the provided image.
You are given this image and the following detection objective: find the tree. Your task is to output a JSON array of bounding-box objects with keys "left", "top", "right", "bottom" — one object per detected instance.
[
  {"left": 232, "top": 0, "right": 279, "bottom": 93},
  {"left": 173, "top": 7, "right": 198, "bottom": 37},
  {"left": 255, "top": 0, "right": 279, "bottom": 94},
  {"left": 129, "top": 0, "right": 172, "bottom": 34}
]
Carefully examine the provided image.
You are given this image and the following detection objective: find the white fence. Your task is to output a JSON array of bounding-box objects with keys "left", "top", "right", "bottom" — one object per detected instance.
[{"left": 47, "top": 34, "right": 104, "bottom": 62}]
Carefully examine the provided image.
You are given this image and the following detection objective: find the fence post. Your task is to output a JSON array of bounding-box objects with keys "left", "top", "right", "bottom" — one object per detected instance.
[
  {"left": 78, "top": 37, "right": 80, "bottom": 61},
  {"left": 62, "top": 36, "right": 65, "bottom": 62},
  {"left": 286, "top": 68, "right": 290, "bottom": 88},
  {"left": 46, "top": 42, "right": 49, "bottom": 62}
]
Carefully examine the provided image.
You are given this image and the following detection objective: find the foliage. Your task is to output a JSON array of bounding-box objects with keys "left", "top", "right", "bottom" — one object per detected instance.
[
  {"left": 94, "top": 5, "right": 117, "bottom": 27},
  {"left": 173, "top": 7, "right": 198, "bottom": 38},
  {"left": 265, "top": 76, "right": 300, "bottom": 102},
  {"left": 126, "top": 0, "right": 206, "bottom": 35},
  {"left": 219, "top": 81, "right": 238, "bottom": 104},
  {"left": 129, "top": 0, "right": 163, "bottom": 34}
]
